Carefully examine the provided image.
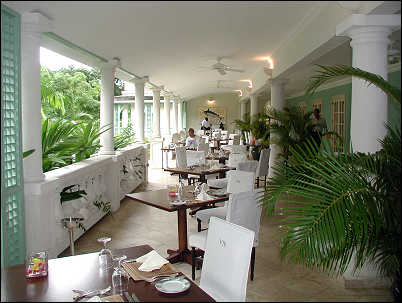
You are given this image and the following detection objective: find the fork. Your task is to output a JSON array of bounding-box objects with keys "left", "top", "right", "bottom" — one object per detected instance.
[
  {"left": 141, "top": 272, "right": 183, "bottom": 283},
  {"left": 72, "top": 285, "right": 111, "bottom": 301}
]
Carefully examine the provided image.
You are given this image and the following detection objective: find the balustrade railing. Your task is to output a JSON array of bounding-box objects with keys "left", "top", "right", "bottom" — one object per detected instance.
[{"left": 24, "top": 144, "right": 148, "bottom": 258}]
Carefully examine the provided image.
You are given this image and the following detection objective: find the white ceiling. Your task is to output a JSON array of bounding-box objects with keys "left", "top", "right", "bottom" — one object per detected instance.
[
  {"left": 5, "top": 1, "right": 321, "bottom": 99},
  {"left": 4, "top": 1, "right": 401, "bottom": 100}
]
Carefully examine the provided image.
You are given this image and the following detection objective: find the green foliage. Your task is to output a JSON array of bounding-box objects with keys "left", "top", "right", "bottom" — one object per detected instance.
[
  {"left": 41, "top": 66, "right": 101, "bottom": 121},
  {"left": 114, "top": 124, "right": 135, "bottom": 150},
  {"left": 306, "top": 64, "right": 401, "bottom": 104},
  {"left": 233, "top": 112, "right": 251, "bottom": 133},
  {"left": 23, "top": 149, "right": 35, "bottom": 158},
  {"left": 60, "top": 184, "right": 87, "bottom": 204},
  {"left": 41, "top": 117, "right": 112, "bottom": 172},
  {"left": 260, "top": 127, "right": 401, "bottom": 280},
  {"left": 261, "top": 65, "right": 402, "bottom": 283},
  {"left": 267, "top": 105, "right": 316, "bottom": 160},
  {"left": 250, "top": 113, "right": 270, "bottom": 149}
]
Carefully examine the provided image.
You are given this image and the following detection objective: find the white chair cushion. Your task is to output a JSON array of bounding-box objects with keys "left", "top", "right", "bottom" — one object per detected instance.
[
  {"left": 207, "top": 177, "right": 228, "bottom": 188},
  {"left": 196, "top": 205, "right": 227, "bottom": 222},
  {"left": 189, "top": 229, "right": 208, "bottom": 250}
]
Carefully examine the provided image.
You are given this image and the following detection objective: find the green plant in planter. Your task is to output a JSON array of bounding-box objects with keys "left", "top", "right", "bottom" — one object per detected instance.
[
  {"left": 233, "top": 112, "right": 251, "bottom": 143},
  {"left": 249, "top": 113, "right": 271, "bottom": 159},
  {"left": 260, "top": 64, "right": 401, "bottom": 300}
]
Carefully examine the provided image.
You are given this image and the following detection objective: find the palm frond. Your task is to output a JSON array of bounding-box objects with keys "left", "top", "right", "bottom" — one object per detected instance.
[{"left": 306, "top": 65, "right": 401, "bottom": 104}]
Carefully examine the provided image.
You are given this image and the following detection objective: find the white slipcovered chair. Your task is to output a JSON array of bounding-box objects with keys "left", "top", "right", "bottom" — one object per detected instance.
[
  {"left": 197, "top": 142, "right": 210, "bottom": 154},
  {"left": 179, "top": 130, "right": 186, "bottom": 140},
  {"left": 195, "top": 217, "right": 254, "bottom": 301},
  {"left": 228, "top": 133, "right": 240, "bottom": 145},
  {"left": 228, "top": 153, "right": 248, "bottom": 168},
  {"left": 197, "top": 170, "right": 255, "bottom": 232},
  {"left": 171, "top": 133, "right": 180, "bottom": 145},
  {"left": 186, "top": 150, "right": 206, "bottom": 167},
  {"left": 189, "top": 190, "right": 262, "bottom": 286},
  {"left": 255, "top": 148, "right": 270, "bottom": 187}
]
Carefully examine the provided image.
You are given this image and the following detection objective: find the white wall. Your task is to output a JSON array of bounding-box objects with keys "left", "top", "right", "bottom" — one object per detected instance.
[{"left": 186, "top": 93, "right": 240, "bottom": 133}]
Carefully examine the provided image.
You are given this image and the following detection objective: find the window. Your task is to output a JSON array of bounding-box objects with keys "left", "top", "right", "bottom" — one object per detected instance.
[
  {"left": 1, "top": 4, "right": 26, "bottom": 267},
  {"left": 330, "top": 95, "right": 346, "bottom": 152}
]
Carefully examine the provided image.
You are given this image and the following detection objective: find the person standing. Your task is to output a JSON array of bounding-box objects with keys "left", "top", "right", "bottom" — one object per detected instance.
[
  {"left": 201, "top": 117, "right": 211, "bottom": 131},
  {"left": 309, "top": 108, "right": 327, "bottom": 148},
  {"left": 185, "top": 128, "right": 200, "bottom": 149}
]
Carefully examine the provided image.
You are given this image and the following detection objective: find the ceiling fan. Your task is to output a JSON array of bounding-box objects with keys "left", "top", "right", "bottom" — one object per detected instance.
[{"left": 209, "top": 57, "right": 244, "bottom": 75}]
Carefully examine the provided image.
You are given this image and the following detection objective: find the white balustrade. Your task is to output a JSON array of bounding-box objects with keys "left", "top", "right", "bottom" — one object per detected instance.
[{"left": 25, "top": 144, "right": 148, "bottom": 258}]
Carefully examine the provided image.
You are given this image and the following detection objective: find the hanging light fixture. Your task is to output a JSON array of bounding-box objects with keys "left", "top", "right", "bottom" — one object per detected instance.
[{"left": 206, "top": 96, "right": 216, "bottom": 105}]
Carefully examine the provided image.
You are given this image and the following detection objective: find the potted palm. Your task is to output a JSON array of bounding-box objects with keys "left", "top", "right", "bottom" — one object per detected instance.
[
  {"left": 260, "top": 65, "right": 401, "bottom": 301},
  {"left": 249, "top": 113, "right": 270, "bottom": 160}
]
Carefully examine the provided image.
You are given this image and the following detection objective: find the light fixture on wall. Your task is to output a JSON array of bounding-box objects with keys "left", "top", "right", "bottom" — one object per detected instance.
[
  {"left": 263, "top": 57, "right": 274, "bottom": 76},
  {"left": 240, "top": 79, "right": 253, "bottom": 92},
  {"left": 206, "top": 96, "right": 216, "bottom": 105},
  {"left": 234, "top": 89, "right": 243, "bottom": 97}
]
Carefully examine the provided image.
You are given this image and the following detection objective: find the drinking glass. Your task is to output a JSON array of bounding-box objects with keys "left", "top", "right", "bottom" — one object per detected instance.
[
  {"left": 193, "top": 181, "right": 201, "bottom": 197},
  {"left": 98, "top": 237, "right": 113, "bottom": 270},
  {"left": 112, "top": 255, "right": 129, "bottom": 293},
  {"left": 25, "top": 251, "right": 48, "bottom": 278}
]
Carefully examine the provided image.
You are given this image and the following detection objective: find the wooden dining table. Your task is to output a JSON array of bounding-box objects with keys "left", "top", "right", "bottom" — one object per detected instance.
[
  {"left": 163, "top": 166, "right": 231, "bottom": 183},
  {"left": 1, "top": 245, "right": 214, "bottom": 302},
  {"left": 125, "top": 186, "right": 228, "bottom": 265}
]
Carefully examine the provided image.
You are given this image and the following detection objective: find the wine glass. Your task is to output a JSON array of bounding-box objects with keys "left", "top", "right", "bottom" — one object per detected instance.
[
  {"left": 97, "top": 237, "right": 113, "bottom": 270},
  {"left": 112, "top": 255, "right": 129, "bottom": 293}
]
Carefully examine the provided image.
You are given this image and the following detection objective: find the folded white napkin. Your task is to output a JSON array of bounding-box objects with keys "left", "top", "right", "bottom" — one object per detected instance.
[
  {"left": 196, "top": 191, "right": 215, "bottom": 201},
  {"left": 85, "top": 296, "right": 103, "bottom": 302},
  {"left": 135, "top": 250, "right": 169, "bottom": 272}
]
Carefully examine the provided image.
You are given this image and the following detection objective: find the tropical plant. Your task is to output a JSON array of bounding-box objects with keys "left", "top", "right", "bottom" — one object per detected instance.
[
  {"left": 42, "top": 118, "right": 78, "bottom": 172},
  {"left": 114, "top": 124, "right": 135, "bottom": 150},
  {"left": 260, "top": 65, "right": 401, "bottom": 298},
  {"left": 233, "top": 112, "right": 251, "bottom": 142},
  {"left": 266, "top": 105, "right": 316, "bottom": 161}
]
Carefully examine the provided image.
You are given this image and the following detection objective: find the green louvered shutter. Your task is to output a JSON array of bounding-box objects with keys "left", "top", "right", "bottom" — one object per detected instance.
[{"left": 1, "top": 4, "right": 26, "bottom": 267}]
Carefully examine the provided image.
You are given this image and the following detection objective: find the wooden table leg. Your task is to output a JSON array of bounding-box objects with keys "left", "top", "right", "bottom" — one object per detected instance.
[{"left": 166, "top": 208, "right": 192, "bottom": 264}]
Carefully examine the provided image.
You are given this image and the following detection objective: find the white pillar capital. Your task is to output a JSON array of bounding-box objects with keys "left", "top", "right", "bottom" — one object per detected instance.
[
  {"left": 269, "top": 78, "right": 290, "bottom": 88},
  {"left": 336, "top": 14, "right": 400, "bottom": 38},
  {"left": 131, "top": 77, "right": 148, "bottom": 86},
  {"left": 21, "top": 12, "right": 52, "bottom": 37}
]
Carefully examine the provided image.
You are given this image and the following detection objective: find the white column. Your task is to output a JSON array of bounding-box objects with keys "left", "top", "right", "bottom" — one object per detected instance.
[
  {"left": 99, "top": 64, "right": 116, "bottom": 155},
  {"left": 268, "top": 79, "right": 288, "bottom": 179},
  {"left": 163, "top": 93, "right": 171, "bottom": 135},
  {"left": 178, "top": 100, "right": 183, "bottom": 132},
  {"left": 172, "top": 96, "right": 179, "bottom": 134},
  {"left": 132, "top": 78, "right": 147, "bottom": 143},
  {"left": 21, "top": 13, "right": 51, "bottom": 182},
  {"left": 336, "top": 14, "right": 400, "bottom": 153},
  {"left": 151, "top": 87, "right": 162, "bottom": 138},
  {"left": 240, "top": 99, "right": 247, "bottom": 121},
  {"left": 250, "top": 93, "right": 259, "bottom": 121}
]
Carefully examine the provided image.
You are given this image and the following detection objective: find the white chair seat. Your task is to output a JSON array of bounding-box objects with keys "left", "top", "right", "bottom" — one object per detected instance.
[
  {"left": 188, "top": 229, "right": 208, "bottom": 251},
  {"left": 207, "top": 177, "right": 228, "bottom": 188},
  {"left": 196, "top": 205, "right": 227, "bottom": 222}
]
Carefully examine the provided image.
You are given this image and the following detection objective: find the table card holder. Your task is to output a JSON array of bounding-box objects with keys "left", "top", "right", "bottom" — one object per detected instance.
[{"left": 61, "top": 217, "right": 84, "bottom": 256}]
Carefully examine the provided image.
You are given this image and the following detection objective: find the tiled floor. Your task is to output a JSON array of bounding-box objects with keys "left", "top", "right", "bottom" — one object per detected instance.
[{"left": 60, "top": 161, "right": 394, "bottom": 302}]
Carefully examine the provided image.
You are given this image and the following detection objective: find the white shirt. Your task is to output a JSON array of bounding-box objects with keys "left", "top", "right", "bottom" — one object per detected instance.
[
  {"left": 185, "top": 135, "right": 199, "bottom": 148},
  {"left": 201, "top": 119, "right": 211, "bottom": 128}
]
